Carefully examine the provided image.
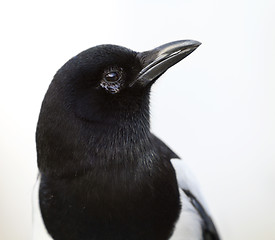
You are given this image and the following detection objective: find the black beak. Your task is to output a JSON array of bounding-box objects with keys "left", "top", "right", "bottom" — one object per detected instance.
[{"left": 130, "top": 40, "right": 201, "bottom": 87}]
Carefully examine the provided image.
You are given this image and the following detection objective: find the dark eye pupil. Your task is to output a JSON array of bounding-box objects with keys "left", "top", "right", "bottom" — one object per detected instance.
[{"left": 105, "top": 72, "right": 120, "bottom": 82}]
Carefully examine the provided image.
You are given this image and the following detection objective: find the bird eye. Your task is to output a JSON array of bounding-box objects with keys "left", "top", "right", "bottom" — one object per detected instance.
[{"left": 104, "top": 71, "right": 121, "bottom": 82}]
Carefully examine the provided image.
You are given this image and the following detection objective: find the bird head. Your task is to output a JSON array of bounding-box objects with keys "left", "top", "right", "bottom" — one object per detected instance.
[{"left": 46, "top": 40, "right": 201, "bottom": 124}]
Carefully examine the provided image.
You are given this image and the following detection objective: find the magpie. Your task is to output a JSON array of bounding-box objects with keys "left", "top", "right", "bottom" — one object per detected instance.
[{"left": 33, "top": 40, "right": 220, "bottom": 240}]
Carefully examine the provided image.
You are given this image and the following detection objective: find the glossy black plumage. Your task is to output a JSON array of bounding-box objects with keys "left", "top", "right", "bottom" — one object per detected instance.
[{"left": 35, "top": 42, "right": 220, "bottom": 240}]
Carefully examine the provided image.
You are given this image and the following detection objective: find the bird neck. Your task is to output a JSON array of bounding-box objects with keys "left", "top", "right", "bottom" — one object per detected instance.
[{"left": 36, "top": 95, "right": 152, "bottom": 177}]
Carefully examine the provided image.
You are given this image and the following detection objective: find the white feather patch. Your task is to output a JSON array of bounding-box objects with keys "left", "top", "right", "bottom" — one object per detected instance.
[
  {"left": 169, "top": 158, "right": 206, "bottom": 240},
  {"left": 169, "top": 189, "right": 203, "bottom": 240},
  {"left": 171, "top": 158, "right": 208, "bottom": 210},
  {"left": 32, "top": 174, "right": 53, "bottom": 240}
]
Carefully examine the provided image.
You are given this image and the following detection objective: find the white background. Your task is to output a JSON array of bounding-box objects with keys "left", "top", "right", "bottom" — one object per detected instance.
[{"left": 1, "top": 0, "right": 275, "bottom": 239}]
